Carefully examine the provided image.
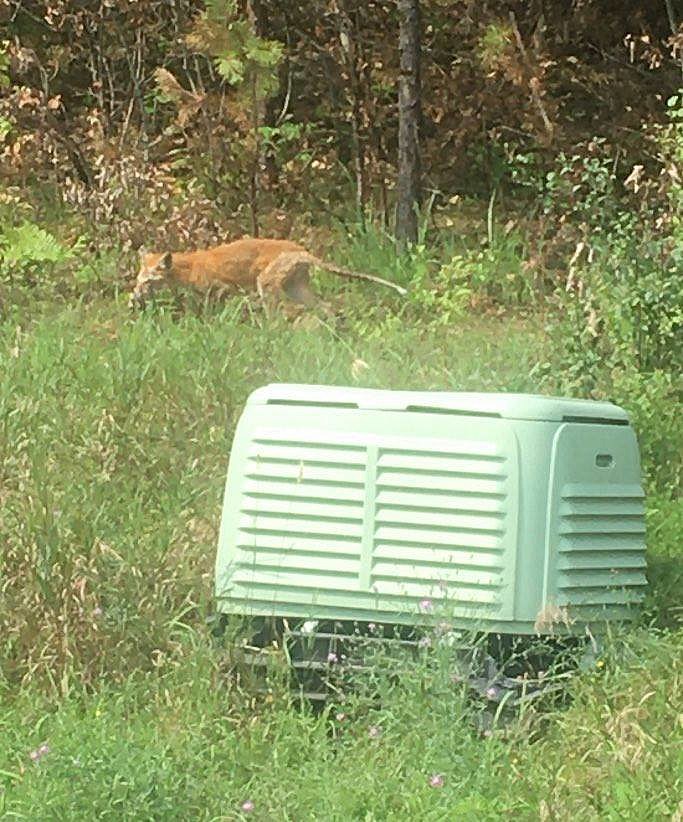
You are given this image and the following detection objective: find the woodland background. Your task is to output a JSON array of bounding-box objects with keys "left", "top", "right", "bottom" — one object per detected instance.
[
  {"left": 0, "top": 1, "right": 680, "bottom": 252},
  {"left": 0, "top": 1, "right": 682, "bottom": 818}
]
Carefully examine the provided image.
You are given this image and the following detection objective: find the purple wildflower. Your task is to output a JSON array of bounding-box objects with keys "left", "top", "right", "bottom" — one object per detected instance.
[
  {"left": 429, "top": 773, "right": 445, "bottom": 788},
  {"left": 241, "top": 799, "right": 255, "bottom": 813},
  {"left": 419, "top": 599, "right": 433, "bottom": 613}
]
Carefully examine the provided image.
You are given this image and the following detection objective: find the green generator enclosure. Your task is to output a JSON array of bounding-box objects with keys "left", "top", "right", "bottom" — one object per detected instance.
[{"left": 215, "top": 385, "right": 647, "bottom": 635}]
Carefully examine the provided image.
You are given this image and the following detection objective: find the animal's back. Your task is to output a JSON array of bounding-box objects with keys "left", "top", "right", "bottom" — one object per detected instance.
[{"left": 175, "top": 238, "right": 304, "bottom": 289}]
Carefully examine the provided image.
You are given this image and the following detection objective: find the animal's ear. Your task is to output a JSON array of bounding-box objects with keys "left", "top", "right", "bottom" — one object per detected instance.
[{"left": 160, "top": 251, "right": 173, "bottom": 269}]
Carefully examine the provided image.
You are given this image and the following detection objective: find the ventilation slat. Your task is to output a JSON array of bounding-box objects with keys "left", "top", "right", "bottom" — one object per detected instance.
[
  {"left": 559, "top": 532, "right": 645, "bottom": 551},
  {"left": 243, "top": 477, "right": 365, "bottom": 503},
  {"left": 376, "top": 472, "right": 505, "bottom": 496},
  {"left": 560, "top": 520, "right": 646, "bottom": 536},
  {"left": 250, "top": 444, "right": 366, "bottom": 466},
  {"left": 231, "top": 572, "right": 360, "bottom": 592},
  {"left": 253, "top": 437, "right": 365, "bottom": 451},
  {"left": 562, "top": 484, "right": 645, "bottom": 500},
  {"left": 557, "top": 588, "right": 646, "bottom": 606},
  {"left": 373, "top": 542, "right": 504, "bottom": 568},
  {"left": 377, "top": 464, "right": 507, "bottom": 481},
  {"left": 246, "top": 460, "right": 365, "bottom": 485},
  {"left": 236, "top": 552, "right": 360, "bottom": 576},
  {"left": 237, "top": 529, "right": 360, "bottom": 549},
  {"left": 374, "top": 525, "right": 503, "bottom": 550},
  {"left": 236, "top": 540, "right": 360, "bottom": 563},
  {"left": 560, "top": 500, "right": 645, "bottom": 517},
  {"left": 374, "top": 506, "right": 504, "bottom": 532},
  {"left": 375, "top": 488, "right": 506, "bottom": 512},
  {"left": 558, "top": 569, "right": 647, "bottom": 589},
  {"left": 377, "top": 453, "right": 505, "bottom": 475},
  {"left": 241, "top": 496, "right": 363, "bottom": 521},
  {"left": 370, "top": 579, "right": 500, "bottom": 604},
  {"left": 371, "top": 561, "right": 502, "bottom": 588},
  {"left": 239, "top": 516, "right": 363, "bottom": 540},
  {"left": 558, "top": 552, "right": 646, "bottom": 571}
]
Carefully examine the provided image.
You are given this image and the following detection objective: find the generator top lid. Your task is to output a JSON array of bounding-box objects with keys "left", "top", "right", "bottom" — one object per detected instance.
[{"left": 247, "top": 384, "right": 629, "bottom": 424}]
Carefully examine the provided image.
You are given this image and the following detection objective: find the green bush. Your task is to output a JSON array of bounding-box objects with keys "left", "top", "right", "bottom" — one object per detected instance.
[
  {"left": 536, "top": 99, "right": 682, "bottom": 497},
  {"left": 610, "top": 369, "right": 682, "bottom": 496},
  {"left": 0, "top": 221, "right": 75, "bottom": 286}
]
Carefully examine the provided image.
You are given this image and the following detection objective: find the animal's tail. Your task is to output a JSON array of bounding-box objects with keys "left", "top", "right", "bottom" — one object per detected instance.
[{"left": 307, "top": 255, "right": 407, "bottom": 297}]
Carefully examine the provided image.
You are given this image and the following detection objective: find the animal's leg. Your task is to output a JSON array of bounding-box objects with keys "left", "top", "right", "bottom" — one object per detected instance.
[
  {"left": 258, "top": 254, "right": 295, "bottom": 318},
  {"left": 259, "top": 252, "right": 335, "bottom": 320},
  {"left": 281, "top": 262, "right": 320, "bottom": 308},
  {"left": 256, "top": 272, "right": 279, "bottom": 319}
]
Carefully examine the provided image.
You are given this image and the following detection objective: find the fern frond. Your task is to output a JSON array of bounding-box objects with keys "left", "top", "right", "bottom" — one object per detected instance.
[{"left": 0, "top": 223, "right": 71, "bottom": 264}]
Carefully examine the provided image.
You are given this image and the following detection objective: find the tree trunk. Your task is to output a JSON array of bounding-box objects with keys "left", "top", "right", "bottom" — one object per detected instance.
[
  {"left": 335, "top": 0, "right": 367, "bottom": 223},
  {"left": 395, "top": 0, "right": 422, "bottom": 248},
  {"left": 247, "top": 0, "right": 268, "bottom": 237}
]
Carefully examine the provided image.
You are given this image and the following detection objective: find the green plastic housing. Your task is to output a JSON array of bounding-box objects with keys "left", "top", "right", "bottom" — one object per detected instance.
[{"left": 215, "top": 385, "right": 647, "bottom": 634}]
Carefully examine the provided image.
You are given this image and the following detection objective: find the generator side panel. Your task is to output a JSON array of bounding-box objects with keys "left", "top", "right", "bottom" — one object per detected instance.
[
  {"left": 542, "top": 423, "right": 647, "bottom": 630},
  {"left": 216, "top": 405, "right": 521, "bottom": 626}
]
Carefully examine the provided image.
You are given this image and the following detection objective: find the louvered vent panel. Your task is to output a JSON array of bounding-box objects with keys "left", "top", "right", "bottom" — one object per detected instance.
[
  {"left": 371, "top": 446, "right": 510, "bottom": 608},
  {"left": 556, "top": 486, "right": 647, "bottom": 609},
  {"left": 232, "top": 437, "right": 366, "bottom": 593}
]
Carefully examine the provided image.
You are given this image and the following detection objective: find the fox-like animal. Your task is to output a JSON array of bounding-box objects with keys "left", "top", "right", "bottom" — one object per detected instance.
[{"left": 129, "top": 238, "right": 406, "bottom": 308}]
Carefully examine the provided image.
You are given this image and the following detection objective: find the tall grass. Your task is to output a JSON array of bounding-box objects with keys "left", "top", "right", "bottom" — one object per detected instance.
[
  {"left": 0, "top": 294, "right": 680, "bottom": 819},
  {"left": 0, "top": 624, "right": 680, "bottom": 819},
  {"left": 0, "top": 298, "right": 549, "bottom": 692}
]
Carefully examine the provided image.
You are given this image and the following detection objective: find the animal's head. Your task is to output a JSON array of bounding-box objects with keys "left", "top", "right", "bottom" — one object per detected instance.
[{"left": 129, "top": 250, "right": 173, "bottom": 307}]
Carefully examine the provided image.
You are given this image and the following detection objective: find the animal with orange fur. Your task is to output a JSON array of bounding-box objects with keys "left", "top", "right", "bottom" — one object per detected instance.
[{"left": 129, "top": 238, "right": 406, "bottom": 310}]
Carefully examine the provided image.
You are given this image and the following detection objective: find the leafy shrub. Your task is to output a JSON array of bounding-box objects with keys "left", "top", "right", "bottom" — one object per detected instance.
[
  {"left": 404, "top": 251, "right": 472, "bottom": 326},
  {"left": 0, "top": 221, "right": 75, "bottom": 288},
  {"left": 610, "top": 369, "right": 682, "bottom": 496},
  {"left": 542, "top": 138, "right": 623, "bottom": 235},
  {"left": 463, "top": 235, "right": 536, "bottom": 307},
  {"left": 537, "top": 98, "right": 682, "bottom": 496},
  {"left": 543, "top": 272, "right": 682, "bottom": 495},
  {"left": 562, "top": 230, "right": 682, "bottom": 373}
]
